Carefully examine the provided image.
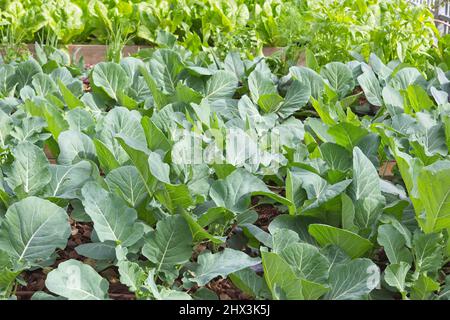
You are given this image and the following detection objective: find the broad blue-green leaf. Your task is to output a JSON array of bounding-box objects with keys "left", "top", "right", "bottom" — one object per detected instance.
[
  {"left": 412, "top": 232, "right": 444, "bottom": 274},
  {"left": 280, "top": 242, "right": 330, "bottom": 283},
  {"left": 248, "top": 69, "right": 277, "bottom": 104},
  {"left": 46, "top": 259, "right": 109, "bottom": 300},
  {"left": 142, "top": 215, "right": 192, "bottom": 275},
  {"left": 117, "top": 260, "right": 146, "bottom": 292},
  {"left": 325, "top": 258, "right": 378, "bottom": 300},
  {"left": 5, "top": 142, "right": 51, "bottom": 198},
  {"left": 320, "top": 62, "right": 355, "bottom": 98},
  {"left": 269, "top": 215, "right": 319, "bottom": 245},
  {"left": 261, "top": 251, "right": 304, "bottom": 300},
  {"left": 418, "top": 160, "right": 450, "bottom": 233},
  {"left": 278, "top": 80, "right": 310, "bottom": 118},
  {"left": 309, "top": 224, "right": 373, "bottom": 258},
  {"left": 75, "top": 242, "right": 116, "bottom": 260},
  {"left": 384, "top": 262, "right": 410, "bottom": 296},
  {"left": 105, "top": 166, "right": 147, "bottom": 207},
  {"left": 377, "top": 224, "right": 412, "bottom": 264},
  {"left": 210, "top": 168, "right": 291, "bottom": 213},
  {"left": 149, "top": 49, "right": 184, "bottom": 94},
  {"left": 290, "top": 66, "right": 324, "bottom": 100},
  {"left": 98, "top": 107, "right": 146, "bottom": 165},
  {"left": 45, "top": 161, "right": 93, "bottom": 199},
  {"left": 189, "top": 249, "right": 261, "bottom": 286},
  {"left": 81, "top": 182, "right": 143, "bottom": 247},
  {"left": 328, "top": 123, "right": 368, "bottom": 151},
  {"left": 8, "top": 59, "right": 42, "bottom": 91},
  {"left": 357, "top": 69, "right": 382, "bottom": 106},
  {"left": 204, "top": 71, "right": 238, "bottom": 101},
  {"left": 390, "top": 67, "right": 426, "bottom": 91},
  {"left": 0, "top": 197, "right": 70, "bottom": 264},
  {"left": 229, "top": 268, "right": 271, "bottom": 299},
  {"left": 349, "top": 147, "right": 385, "bottom": 230},
  {"left": 92, "top": 62, "right": 128, "bottom": 100},
  {"left": 58, "top": 130, "right": 96, "bottom": 165}
]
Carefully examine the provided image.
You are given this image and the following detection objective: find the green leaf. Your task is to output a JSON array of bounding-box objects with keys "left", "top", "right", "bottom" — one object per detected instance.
[
  {"left": 93, "top": 139, "right": 120, "bottom": 174},
  {"left": 261, "top": 251, "right": 304, "bottom": 300},
  {"left": 377, "top": 224, "right": 412, "bottom": 264},
  {"left": 97, "top": 107, "right": 146, "bottom": 165},
  {"left": 45, "top": 161, "right": 93, "bottom": 199},
  {"left": 117, "top": 260, "right": 146, "bottom": 292},
  {"left": 357, "top": 69, "right": 383, "bottom": 106},
  {"left": 412, "top": 232, "right": 444, "bottom": 274},
  {"left": 384, "top": 262, "right": 410, "bottom": 296},
  {"left": 58, "top": 79, "right": 83, "bottom": 109},
  {"left": 308, "top": 224, "right": 373, "bottom": 258},
  {"left": 5, "top": 142, "right": 51, "bottom": 198},
  {"left": 248, "top": 69, "right": 277, "bottom": 104},
  {"left": 46, "top": 259, "right": 109, "bottom": 300},
  {"left": 320, "top": 62, "right": 355, "bottom": 98},
  {"left": 349, "top": 147, "right": 385, "bottom": 230},
  {"left": 229, "top": 268, "right": 270, "bottom": 299},
  {"left": 418, "top": 160, "right": 450, "bottom": 233},
  {"left": 204, "top": 71, "right": 238, "bottom": 101},
  {"left": 75, "top": 242, "right": 116, "bottom": 260},
  {"left": 81, "top": 182, "right": 143, "bottom": 247},
  {"left": 328, "top": 123, "right": 368, "bottom": 151},
  {"left": 290, "top": 66, "right": 324, "bottom": 100},
  {"left": 92, "top": 62, "right": 128, "bottom": 100},
  {"left": 280, "top": 242, "right": 330, "bottom": 283},
  {"left": 410, "top": 274, "right": 440, "bottom": 300},
  {"left": 0, "top": 197, "right": 70, "bottom": 264},
  {"left": 278, "top": 80, "right": 310, "bottom": 118},
  {"left": 258, "top": 94, "right": 284, "bottom": 113},
  {"left": 325, "top": 258, "right": 378, "bottom": 300},
  {"left": 189, "top": 249, "right": 261, "bottom": 286},
  {"left": 105, "top": 166, "right": 147, "bottom": 207},
  {"left": 141, "top": 116, "right": 171, "bottom": 153},
  {"left": 57, "top": 130, "right": 96, "bottom": 165},
  {"left": 142, "top": 215, "right": 192, "bottom": 275},
  {"left": 210, "top": 168, "right": 291, "bottom": 213}
]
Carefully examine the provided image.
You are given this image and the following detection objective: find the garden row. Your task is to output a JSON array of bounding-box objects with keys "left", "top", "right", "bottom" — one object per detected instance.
[
  {"left": 0, "top": 0, "right": 445, "bottom": 70},
  {"left": 0, "top": 31, "right": 449, "bottom": 299}
]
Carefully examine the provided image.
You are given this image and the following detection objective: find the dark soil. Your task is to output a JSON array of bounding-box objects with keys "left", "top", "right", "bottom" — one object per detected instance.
[
  {"left": 15, "top": 219, "right": 135, "bottom": 300},
  {"left": 207, "top": 278, "right": 252, "bottom": 300},
  {"left": 254, "top": 203, "right": 281, "bottom": 231}
]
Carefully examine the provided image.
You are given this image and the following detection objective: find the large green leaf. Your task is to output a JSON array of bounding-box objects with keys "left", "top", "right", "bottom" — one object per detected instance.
[
  {"left": 0, "top": 197, "right": 70, "bottom": 265},
  {"left": 189, "top": 249, "right": 261, "bottom": 286},
  {"left": 280, "top": 242, "right": 330, "bottom": 284},
  {"left": 5, "top": 142, "right": 51, "bottom": 198},
  {"left": 320, "top": 62, "right": 355, "bottom": 98},
  {"left": 308, "top": 224, "right": 373, "bottom": 258},
  {"left": 349, "top": 147, "right": 385, "bottom": 230},
  {"left": 377, "top": 224, "right": 412, "bottom": 264},
  {"left": 105, "top": 166, "right": 147, "bottom": 207},
  {"left": 44, "top": 161, "right": 93, "bottom": 199},
  {"left": 418, "top": 160, "right": 450, "bottom": 233},
  {"left": 97, "top": 107, "right": 146, "bottom": 165},
  {"left": 325, "top": 258, "right": 378, "bottom": 300},
  {"left": 142, "top": 215, "right": 192, "bottom": 275},
  {"left": 92, "top": 62, "right": 129, "bottom": 100},
  {"left": 204, "top": 71, "right": 238, "bottom": 101},
  {"left": 261, "top": 251, "right": 304, "bottom": 300},
  {"left": 81, "top": 182, "right": 143, "bottom": 247},
  {"left": 210, "top": 168, "right": 290, "bottom": 213},
  {"left": 57, "top": 130, "right": 96, "bottom": 165},
  {"left": 46, "top": 259, "right": 109, "bottom": 300},
  {"left": 357, "top": 68, "right": 383, "bottom": 106}
]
